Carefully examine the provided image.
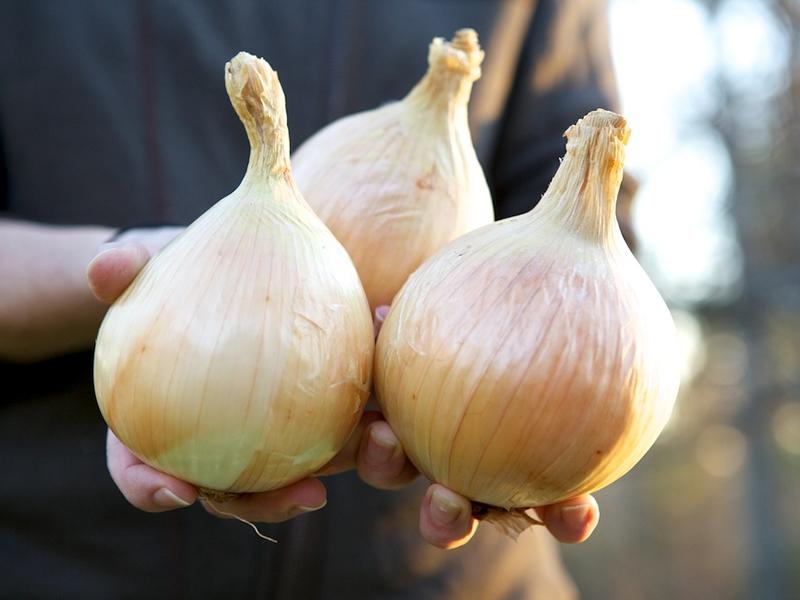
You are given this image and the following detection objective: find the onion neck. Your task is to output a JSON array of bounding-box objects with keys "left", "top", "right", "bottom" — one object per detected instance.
[
  {"left": 404, "top": 29, "right": 483, "bottom": 119},
  {"left": 535, "top": 110, "right": 630, "bottom": 244},
  {"left": 225, "top": 52, "right": 292, "bottom": 183}
]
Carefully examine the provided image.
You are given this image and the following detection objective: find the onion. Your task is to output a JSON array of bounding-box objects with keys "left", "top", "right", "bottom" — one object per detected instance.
[
  {"left": 375, "top": 110, "right": 680, "bottom": 529},
  {"left": 93, "top": 53, "right": 374, "bottom": 496},
  {"left": 292, "top": 29, "right": 494, "bottom": 310}
]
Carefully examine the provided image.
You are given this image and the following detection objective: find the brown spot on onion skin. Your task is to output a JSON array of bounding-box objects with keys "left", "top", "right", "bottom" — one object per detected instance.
[{"left": 415, "top": 166, "right": 437, "bottom": 190}]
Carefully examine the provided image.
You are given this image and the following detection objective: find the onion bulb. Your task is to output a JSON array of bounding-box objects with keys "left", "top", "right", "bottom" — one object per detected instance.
[
  {"left": 93, "top": 53, "right": 374, "bottom": 496},
  {"left": 292, "top": 29, "right": 494, "bottom": 310},
  {"left": 375, "top": 110, "right": 679, "bottom": 525}
]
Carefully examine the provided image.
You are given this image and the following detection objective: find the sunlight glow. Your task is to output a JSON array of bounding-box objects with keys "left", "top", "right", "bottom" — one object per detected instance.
[{"left": 610, "top": 0, "right": 744, "bottom": 304}]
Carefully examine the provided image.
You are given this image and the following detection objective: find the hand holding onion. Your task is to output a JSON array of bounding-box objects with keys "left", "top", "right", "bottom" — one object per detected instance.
[{"left": 88, "top": 233, "right": 598, "bottom": 547}]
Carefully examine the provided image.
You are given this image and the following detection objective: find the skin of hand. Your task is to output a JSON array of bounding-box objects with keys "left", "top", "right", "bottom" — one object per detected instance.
[{"left": 88, "top": 230, "right": 599, "bottom": 548}]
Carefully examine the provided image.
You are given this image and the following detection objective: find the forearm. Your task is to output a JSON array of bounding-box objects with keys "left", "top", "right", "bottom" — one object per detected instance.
[{"left": 0, "top": 219, "right": 113, "bottom": 362}]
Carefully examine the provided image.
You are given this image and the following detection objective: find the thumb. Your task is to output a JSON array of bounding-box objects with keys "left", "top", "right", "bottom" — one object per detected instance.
[{"left": 87, "top": 242, "right": 151, "bottom": 304}]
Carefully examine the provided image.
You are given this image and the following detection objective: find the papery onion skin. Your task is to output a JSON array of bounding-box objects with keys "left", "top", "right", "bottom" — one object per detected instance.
[
  {"left": 292, "top": 29, "right": 494, "bottom": 310},
  {"left": 375, "top": 110, "right": 680, "bottom": 509},
  {"left": 93, "top": 53, "right": 374, "bottom": 494}
]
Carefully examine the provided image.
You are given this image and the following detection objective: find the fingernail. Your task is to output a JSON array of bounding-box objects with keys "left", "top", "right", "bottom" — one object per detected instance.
[
  {"left": 154, "top": 488, "right": 192, "bottom": 509},
  {"left": 364, "top": 426, "right": 397, "bottom": 467},
  {"left": 375, "top": 305, "right": 390, "bottom": 321},
  {"left": 560, "top": 503, "right": 592, "bottom": 529},
  {"left": 288, "top": 499, "right": 327, "bottom": 518},
  {"left": 430, "top": 488, "right": 463, "bottom": 526},
  {"left": 96, "top": 241, "right": 122, "bottom": 254}
]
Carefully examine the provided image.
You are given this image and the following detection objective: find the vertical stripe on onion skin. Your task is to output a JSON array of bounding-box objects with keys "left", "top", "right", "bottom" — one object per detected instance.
[
  {"left": 375, "top": 110, "right": 679, "bottom": 516},
  {"left": 94, "top": 52, "right": 374, "bottom": 495},
  {"left": 292, "top": 29, "right": 494, "bottom": 311}
]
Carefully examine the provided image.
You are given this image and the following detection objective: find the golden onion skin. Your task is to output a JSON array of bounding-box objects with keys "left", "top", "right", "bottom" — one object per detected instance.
[
  {"left": 375, "top": 110, "right": 680, "bottom": 509},
  {"left": 94, "top": 53, "right": 374, "bottom": 494},
  {"left": 292, "top": 29, "right": 494, "bottom": 310}
]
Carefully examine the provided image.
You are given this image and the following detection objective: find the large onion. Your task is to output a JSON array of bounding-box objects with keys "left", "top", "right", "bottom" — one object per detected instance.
[
  {"left": 93, "top": 53, "right": 374, "bottom": 496},
  {"left": 375, "top": 110, "right": 680, "bottom": 519},
  {"left": 292, "top": 29, "right": 494, "bottom": 310}
]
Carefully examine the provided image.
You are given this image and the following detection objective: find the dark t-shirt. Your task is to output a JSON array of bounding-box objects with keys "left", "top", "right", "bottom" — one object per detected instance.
[{"left": 0, "top": 1, "right": 618, "bottom": 598}]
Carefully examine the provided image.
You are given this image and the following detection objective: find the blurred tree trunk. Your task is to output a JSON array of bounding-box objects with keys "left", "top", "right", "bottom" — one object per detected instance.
[{"left": 702, "top": 0, "right": 800, "bottom": 597}]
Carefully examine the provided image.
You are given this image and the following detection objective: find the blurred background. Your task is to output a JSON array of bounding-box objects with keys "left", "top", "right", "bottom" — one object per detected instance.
[{"left": 560, "top": 0, "right": 800, "bottom": 598}]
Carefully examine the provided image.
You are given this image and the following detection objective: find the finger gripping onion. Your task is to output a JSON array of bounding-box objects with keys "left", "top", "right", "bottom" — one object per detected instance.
[
  {"left": 93, "top": 52, "right": 374, "bottom": 496},
  {"left": 375, "top": 110, "right": 680, "bottom": 533},
  {"left": 292, "top": 29, "right": 494, "bottom": 310}
]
